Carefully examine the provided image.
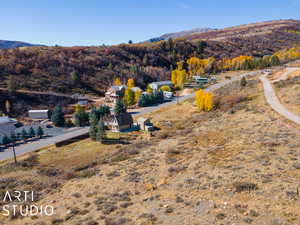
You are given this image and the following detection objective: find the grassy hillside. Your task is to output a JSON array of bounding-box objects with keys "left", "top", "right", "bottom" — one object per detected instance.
[
  {"left": 2, "top": 73, "right": 300, "bottom": 224},
  {"left": 1, "top": 20, "right": 300, "bottom": 95}
]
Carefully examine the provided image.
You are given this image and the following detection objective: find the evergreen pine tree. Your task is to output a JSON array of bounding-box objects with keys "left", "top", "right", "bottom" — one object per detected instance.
[
  {"left": 98, "top": 105, "right": 110, "bottom": 117},
  {"left": 1, "top": 135, "right": 10, "bottom": 147},
  {"left": 29, "top": 127, "right": 35, "bottom": 138},
  {"left": 10, "top": 132, "right": 16, "bottom": 143},
  {"left": 96, "top": 119, "right": 106, "bottom": 142},
  {"left": 21, "top": 129, "right": 28, "bottom": 141},
  {"left": 51, "top": 105, "right": 65, "bottom": 127},
  {"left": 114, "top": 99, "right": 126, "bottom": 114},
  {"left": 89, "top": 110, "right": 98, "bottom": 141},
  {"left": 36, "top": 126, "right": 44, "bottom": 138}
]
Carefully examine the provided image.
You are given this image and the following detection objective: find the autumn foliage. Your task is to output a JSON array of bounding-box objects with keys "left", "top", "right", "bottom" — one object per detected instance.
[
  {"left": 127, "top": 78, "right": 135, "bottom": 88},
  {"left": 187, "top": 56, "right": 216, "bottom": 76},
  {"left": 114, "top": 77, "right": 122, "bottom": 86},
  {"left": 195, "top": 89, "right": 214, "bottom": 111},
  {"left": 171, "top": 62, "right": 187, "bottom": 88}
]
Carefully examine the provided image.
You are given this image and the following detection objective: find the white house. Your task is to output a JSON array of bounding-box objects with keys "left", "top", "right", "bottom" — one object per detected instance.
[
  {"left": 105, "top": 85, "right": 127, "bottom": 103},
  {"left": 137, "top": 117, "right": 154, "bottom": 131},
  {"left": 149, "top": 81, "right": 173, "bottom": 91},
  {"left": 28, "top": 110, "right": 49, "bottom": 120},
  {"left": 131, "top": 87, "right": 142, "bottom": 93},
  {"left": 163, "top": 91, "right": 173, "bottom": 100},
  {"left": 0, "top": 117, "right": 16, "bottom": 139}
]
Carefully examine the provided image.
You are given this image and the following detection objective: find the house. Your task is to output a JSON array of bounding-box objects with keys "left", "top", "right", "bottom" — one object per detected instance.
[
  {"left": 104, "top": 112, "right": 133, "bottom": 132},
  {"left": 28, "top": 110, "right": 49, "bottom": 120},
  {"left": 131, "top": 87, "right": 142, "bottom": 93},
  {"left": 0, "top": 117, "right": 16, "bottom": 139},
  {"left": 137, "top": 117, "right": 154, "bottom": 131},
  {"left": 77, "top": 97, "right": 89, "bottom": 106},
  {"left": 193, "top": 76, "right": 209, "bottom": 84},
  {"left": 105, "top": 85, "right": 127, "bottom": 103},
  {"left": 149, "top": 81, "right": 173, "bottom": 91},
  {"left": 163, "top": 91, "right": 173, "bottom": 100}
]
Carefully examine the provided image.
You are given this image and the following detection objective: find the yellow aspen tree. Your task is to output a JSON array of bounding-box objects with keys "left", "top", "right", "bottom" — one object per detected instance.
[
  {"left": 74, "top": 104, "right": 84, "bottom": 114},
  {"left": 127, "top": 78, "right": 135, "bottom": 88},
  {"left": 195, "top": 89, "right": 213, "bottom": 111},
  {"left": 195, "top": 89, "right": 204, "bottom": 110},
  {"left": 123, "top": 88, "right": 135, "bottom": 106},
  {"left": 176, "top": 70, "right": 186, "bottom": 89},
  {"left": 146, "top": 85, "right": 153, "bottom": 94},
  {"left": 134, "top": 90, "right": 141, "bottom": 103},
  {"left": 205, "top": 93, "right": 214, "bottom": 111},
  {"left": 171, "top": 61, "right": 187, "bottom": 88},
  {"left": 114, "top": 77, "right": 122, "bottom": 86},
  {"left": 160, "top": 85, "right": 171, "bottom": 92},
  {"left": 171, "top": 70, "right": 178, "bottom": 86}
]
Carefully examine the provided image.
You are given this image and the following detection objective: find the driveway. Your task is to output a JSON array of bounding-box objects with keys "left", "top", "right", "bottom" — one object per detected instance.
[
  {"left": 0, "top": 70, "right": 258, "bottom": 161},
  {"left": 260, "top": 74, "right": 300, "bottom": 125}
]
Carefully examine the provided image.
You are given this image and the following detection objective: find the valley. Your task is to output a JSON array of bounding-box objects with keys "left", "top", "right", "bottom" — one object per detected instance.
[
  {"left": 1, "top": 67, "right": 300, "bottom": 225},
  {"left": 1, "top": 17, "right": 300, "bottom": 225}
]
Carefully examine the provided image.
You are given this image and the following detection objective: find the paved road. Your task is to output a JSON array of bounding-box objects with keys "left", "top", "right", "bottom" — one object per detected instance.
[
  {"left": 260, "top": 74, "right": 300, "bottom": 125},
  {"left": 0, "top": 71, "right": 258, "bottom": 161},
  {"left": 0, "top": 128, "right": 90, "bottom": 161}
]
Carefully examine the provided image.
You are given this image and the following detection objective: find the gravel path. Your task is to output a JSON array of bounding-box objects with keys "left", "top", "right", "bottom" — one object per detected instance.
[{"left": 260, "top": 74, "right": 300, "bottom": 125}]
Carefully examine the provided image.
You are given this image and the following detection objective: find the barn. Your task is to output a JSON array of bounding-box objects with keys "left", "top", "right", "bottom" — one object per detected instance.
[{"left": 28, "top": 110, "right": 49, "bottom": 120}]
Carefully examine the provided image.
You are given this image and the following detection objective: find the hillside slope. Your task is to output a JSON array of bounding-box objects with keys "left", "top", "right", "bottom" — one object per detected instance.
[
  {"left": 0, "top": 40, "right": 43, "bottom": 49},
  {"left": 2, "top": 75, "right": 300, "bottom": 225},
  {"left": 1, "top": 20, "right": 300, "bottom": 95},
  {"left": 147, "top": 27, "right": 217, "bottom": 42}
]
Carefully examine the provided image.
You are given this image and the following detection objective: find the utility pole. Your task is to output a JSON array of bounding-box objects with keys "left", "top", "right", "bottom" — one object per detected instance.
[
  {"left": 12, "top": 141, "right": 17, "bottom": 164},
  {"left": 10, "top": 133, "right": 17, "bottom": 164}
]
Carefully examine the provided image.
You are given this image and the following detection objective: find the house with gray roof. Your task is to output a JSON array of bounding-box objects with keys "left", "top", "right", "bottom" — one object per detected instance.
[
  {"left": 149, "top": 81, "right": 173, "bottom": 91},
  {"left": 0, "top": 117, "right": 16, "bottom": 140},
  {"left": 104, "top": 112, "right": 133, "bottom": 132}
]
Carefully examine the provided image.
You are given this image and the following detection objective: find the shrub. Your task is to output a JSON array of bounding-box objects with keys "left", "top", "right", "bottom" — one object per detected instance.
[
  {"left": 234, "top": 182, "right": 258, "bottom": 193},
  {"left": 214, "top": 94, "right": 248, "bottom": 111},
  {"left": 138, "top": 91, "right": 164, "bottom": 107}
]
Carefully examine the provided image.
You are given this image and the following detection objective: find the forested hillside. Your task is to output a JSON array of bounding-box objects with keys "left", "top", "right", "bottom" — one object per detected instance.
[{"left": 1, "top": 19, "right": 300, "bottom": 95}]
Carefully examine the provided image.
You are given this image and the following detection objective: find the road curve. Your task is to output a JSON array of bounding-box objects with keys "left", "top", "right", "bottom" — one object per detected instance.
[
  {"left": 0, "top": 71, "right": 258, "bottom": 161},
  {"left": 260, "top": 75, "right": 300, "bottom": 125}
]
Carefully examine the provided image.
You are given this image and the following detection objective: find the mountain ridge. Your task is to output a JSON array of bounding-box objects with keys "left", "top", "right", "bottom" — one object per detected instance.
[
  {"left": 147, "top": 27, "right": 217, "bottom": 42},
  {"left": 0, "top": 40, "right": 44, "bottom": 49},
  {"left": 1, "top": 19, "right": 300, "bottom": 96}
]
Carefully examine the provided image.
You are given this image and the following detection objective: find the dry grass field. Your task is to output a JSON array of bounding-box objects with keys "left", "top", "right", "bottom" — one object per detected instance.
[
  {"left": 275, "top": 72, "right": 300, "bottom": 115},
  {"left": 1, "top": 75, "right": 300, "bottom": 225}
]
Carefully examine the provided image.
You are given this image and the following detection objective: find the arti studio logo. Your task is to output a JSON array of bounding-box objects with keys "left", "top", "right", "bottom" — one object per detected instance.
[{"left": 1, "top": 191, "right": 54, "bottom": 217}]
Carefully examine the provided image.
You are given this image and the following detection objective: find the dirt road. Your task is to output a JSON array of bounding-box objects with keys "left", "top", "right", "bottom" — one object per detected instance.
[{"left": 260, "top": 73, "right": 300, "bottom": 125}]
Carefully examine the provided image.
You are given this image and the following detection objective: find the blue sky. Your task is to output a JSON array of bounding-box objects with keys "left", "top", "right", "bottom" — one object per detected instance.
[{"left": 1, "top": 0, "right": 300, "bottom": 46}]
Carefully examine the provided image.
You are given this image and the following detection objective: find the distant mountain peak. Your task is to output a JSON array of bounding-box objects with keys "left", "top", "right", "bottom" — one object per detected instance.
[
  {"left": 0, "top": 40, "right": 44, "bottom": 49},
  {"left": 147, "top": 27, "right": 217, "bottom": 42}
]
